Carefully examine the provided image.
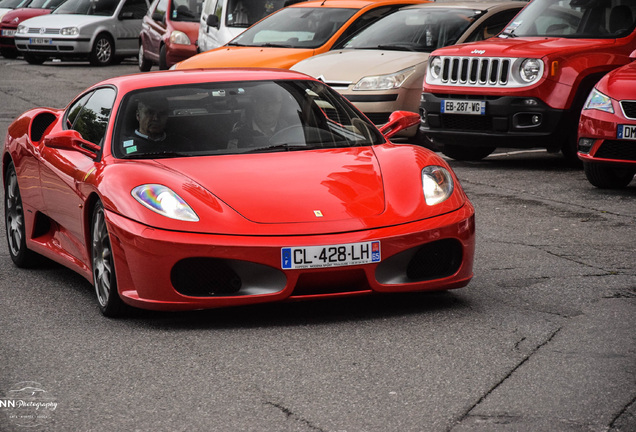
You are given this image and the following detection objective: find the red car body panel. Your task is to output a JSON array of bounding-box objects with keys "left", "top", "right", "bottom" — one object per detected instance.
[
  {"left": 578, "top": 61, "right": 636, "bottom": 171},
  {"left": 139, "top": 0, "right": 201, "bottom": 69},
  {"left": 0, "top": 7, "right": 52, "bottom": 55},
  {"left": 3, "top": 69, "right": 475, "bottom": 312}
]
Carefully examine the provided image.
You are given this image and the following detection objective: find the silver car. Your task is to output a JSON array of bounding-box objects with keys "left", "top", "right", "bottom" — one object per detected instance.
[
  {"left": 15, "top": 0, "right": 149, "bottom": 65},
  {"left": 291, "top": 1, "right": 525, "bottom": 140}
]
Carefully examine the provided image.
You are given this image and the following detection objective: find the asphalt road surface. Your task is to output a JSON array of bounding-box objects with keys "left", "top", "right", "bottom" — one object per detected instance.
[{"left": 1, "top": 57, "right": 635, "bottom": 432}]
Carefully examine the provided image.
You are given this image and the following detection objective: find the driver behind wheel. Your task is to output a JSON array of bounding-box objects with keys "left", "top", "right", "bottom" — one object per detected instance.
[{"left": 228, "top": 84, "right": 292, "bottom": 148}]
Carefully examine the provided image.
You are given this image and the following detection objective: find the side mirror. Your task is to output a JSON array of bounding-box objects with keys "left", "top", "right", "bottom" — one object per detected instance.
[
  {"left": 206, "top": 14, "right": 219, "bottom": 29},
  {"left": 379, "top": 111, "right": 421, "bottom": 139},
  {"left": 43, "top": 129, "right": 100, "bottom": 159},
  {"left": 152, "top": 11, "right": 164, "bottom": 22}
]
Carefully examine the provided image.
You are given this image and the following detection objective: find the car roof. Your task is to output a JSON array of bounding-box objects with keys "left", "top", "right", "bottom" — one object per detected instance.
[
  {"left": 97, "top": 68, "right": 317, "bottom": 94},
  {"left": 289, "top": 0, "right": 427, "bottom": 7},
  {"left": 401, "top": 0, "right": 526, "bottom": 10}
]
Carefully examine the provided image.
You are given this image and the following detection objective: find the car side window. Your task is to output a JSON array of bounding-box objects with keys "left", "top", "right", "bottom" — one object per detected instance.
[
  {"left": 70, "top": 88, "right": 116, "bottom": 146},
  {"left": 465, "top": 9, "right": 522, "bottom": 42},
  {"left": 66, "top": 92, "right": 93, "bottom": 129},
  {"left": 153, "top": 0, "right": 169, "bottom": 19},
  {"left": 332, "top": 5, "right": 403, "bottom": 49},
  {"left": 121, "top": 0, "right": 149, "bottom": 19}
]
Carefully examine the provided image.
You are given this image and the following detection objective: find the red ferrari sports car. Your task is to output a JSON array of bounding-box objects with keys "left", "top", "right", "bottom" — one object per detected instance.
[
  {"left": 3, "top": 69, "right": 475, "bottom": 316},
  {"left": 578, "top": 61, "right": 636, "bottom": 188}
]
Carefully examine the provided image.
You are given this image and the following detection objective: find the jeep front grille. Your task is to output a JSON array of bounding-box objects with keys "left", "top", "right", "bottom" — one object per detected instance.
[{"left": 427, "top": 56, "right": 538, "bottom": 88}]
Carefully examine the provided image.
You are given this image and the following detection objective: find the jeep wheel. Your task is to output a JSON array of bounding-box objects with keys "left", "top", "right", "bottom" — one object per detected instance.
[
  {"left": 442, "top": 144, "right": 495, "bottom": 161},
  {"left": 583, "top": 162, "right": 635, "bottom": 188}
]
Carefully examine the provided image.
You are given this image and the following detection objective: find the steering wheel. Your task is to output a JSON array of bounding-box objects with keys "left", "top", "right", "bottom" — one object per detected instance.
[{"left": 268, "top": 125, "right": 306, "bottom": 145}]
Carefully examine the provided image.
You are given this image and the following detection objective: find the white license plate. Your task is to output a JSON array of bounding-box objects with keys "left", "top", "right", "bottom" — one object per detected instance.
[
  {"left": 617, "top": 124, "right": 636, "bottom": 140},
  {"left": 2, "top": 30, "right": 16, "bottom": 36},
  {"left": 441, "top": 100, "right": 485, "bottom": 115},
  {"left": 29, "top": 38, "right": 51, "bottom": 45},
  {"left": 281, "top": 241, "right": 381, "bottom": 270}
]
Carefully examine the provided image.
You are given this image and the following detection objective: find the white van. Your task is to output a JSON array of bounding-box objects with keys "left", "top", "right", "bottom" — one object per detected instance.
[{"left": 198, "top": 0, "right": 301, "bottom": 52}]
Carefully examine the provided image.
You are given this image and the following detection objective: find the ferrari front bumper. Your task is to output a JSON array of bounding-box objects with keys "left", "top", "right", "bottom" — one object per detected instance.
[{"left": 105, "top": 202, "right": 475, "bottom": 311}]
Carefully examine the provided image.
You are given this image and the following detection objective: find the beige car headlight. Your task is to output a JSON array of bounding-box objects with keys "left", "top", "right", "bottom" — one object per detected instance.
[{"left": 353, "top": 66, "right": 416, "bottom": 91}]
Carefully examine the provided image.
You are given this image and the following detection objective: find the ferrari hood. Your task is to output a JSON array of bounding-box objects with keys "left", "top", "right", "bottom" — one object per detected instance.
[
  {"left": 175, "top": 46, "right": 315, "bottom": 70},
  {"left": 157, "top": 148, "right": 386, "bottom": 224},
  {"left": 438, "top": 37, "right": 617, "bottom": 59},
  {"left": 292, "top": 50, "right": 429, "bottom": 83}
]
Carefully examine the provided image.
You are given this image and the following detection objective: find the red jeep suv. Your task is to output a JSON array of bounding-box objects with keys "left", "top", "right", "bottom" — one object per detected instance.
[{"left": 419, "top": 0, "right": 636, "bottom": 162}]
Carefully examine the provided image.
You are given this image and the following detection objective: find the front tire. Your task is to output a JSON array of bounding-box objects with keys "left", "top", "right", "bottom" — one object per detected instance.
[
  {"left": 24, "top": 53, "right": 47, "bottom": 65},
  {"left": 89, "top": 34, "right": 114, "bottom": 66},
  {"left": 159, "top": 44, "right": 168, "bottom": 70},
  {"left": 583, "top": 162, "right": 635, "bottom": 188},
  {"left": 91, "top": 201, "right": 126, "bottom": 316},
  {"left": 442, "top": 144, "right": 495, "bottom": 161},
  {"left": 5, "top": 163, "right": 39, "bottom": 267},
  {"left": 138, "top": 44, "right": 152, "bottom": 72}
]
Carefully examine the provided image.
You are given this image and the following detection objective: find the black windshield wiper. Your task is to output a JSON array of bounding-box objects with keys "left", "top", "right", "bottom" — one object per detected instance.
[
  {"left": 129, "top": 151, "right": 191, "bottom": 159},
  {"left": 257, "top": 43, "right": 293, "bottom": 48},
  {"left": 245, "top": 143, "right": 317, "bottom": 153},
  {"left": 376, "top": 44, "right": 418, "bottom": 52}
]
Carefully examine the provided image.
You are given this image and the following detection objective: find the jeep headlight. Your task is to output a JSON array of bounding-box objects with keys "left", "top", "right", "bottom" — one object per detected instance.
[
  {"left": 583, "top": 88, "right": 614, "bottom": 113},
  {"left": 61, "top": 27, "right": 79, "bottom": 36},
  {"left": 429, "top": 56, "right": 443, "bottom": 80},
  {"left": 353, "top": 66, "right": 416, "bottom": 91},
  {"left": 170, "top": 30, "right": 191, "bottom": 45},
  {"left": 519, "top": 58, "right": 543, "bottom": 83}
]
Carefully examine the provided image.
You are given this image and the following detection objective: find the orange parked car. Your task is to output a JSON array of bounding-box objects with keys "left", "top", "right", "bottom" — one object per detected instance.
[{"left": 173, "top": 0, "right": 429, "bottom": 70}]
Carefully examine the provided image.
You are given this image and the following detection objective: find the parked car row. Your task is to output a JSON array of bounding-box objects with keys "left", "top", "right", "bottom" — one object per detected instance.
[
  {"left": 0, "top": 0, "right": 303, "bottom": 67},
  {"left": 2, "top": 0, "right": 635, "bottom": 188}
]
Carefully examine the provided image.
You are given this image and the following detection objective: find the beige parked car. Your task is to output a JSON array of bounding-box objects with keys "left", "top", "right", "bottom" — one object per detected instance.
[{"left": 291, "top": 1, "right": 526, "bottom": 140}]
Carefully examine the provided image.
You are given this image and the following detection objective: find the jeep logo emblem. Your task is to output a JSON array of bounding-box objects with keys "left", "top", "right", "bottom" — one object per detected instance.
[{"left": 471, "top": 49, "right": 486, "bottom": 55}]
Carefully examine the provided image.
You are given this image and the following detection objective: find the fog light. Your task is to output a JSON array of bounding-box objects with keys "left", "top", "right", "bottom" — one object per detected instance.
[
  {"left": 532, "top": 115, "right": 541, "bottom": 125},
  {"left": 578, "top": 138, "right": 595, "bottom": 154}
]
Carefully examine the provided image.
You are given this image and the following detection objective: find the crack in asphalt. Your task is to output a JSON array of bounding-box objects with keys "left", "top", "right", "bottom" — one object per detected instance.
[
  {"left": 448, "top": 327, "right": 562, "bottom": 432},
  {"left": 263, "top": 400, "right": 326, "bottom": 432},
  {"left": 609, "top": 393, "right": 636, "bottom": 431},
  {"left": 461, "top": 179, "right": 636, "bottom": 220}
]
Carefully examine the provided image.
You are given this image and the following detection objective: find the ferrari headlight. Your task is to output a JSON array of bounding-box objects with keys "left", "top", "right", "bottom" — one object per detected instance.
[
  {"left": 422, "top": 166, "right": 454, "bottom": 206},
  {"left": 429, "top": 56, "right": 443, "bottom": 80},
  {"left": 353, "top": 66, "right": 416, "bottom": 91},
  {"left": 519, "top": 58, "right": 543, "bottom": 83},
  {"left": 132, "top": 184, "right": 199, "bottom": 221},
  {"left": 583, "top": 88, "right": 614, "bottom": 113},
  {"left": 61, "top": 27, "right": 79, "bottom": 36},
  {"left": 170, "top": 30, "right": 191, "bottom": 45}
]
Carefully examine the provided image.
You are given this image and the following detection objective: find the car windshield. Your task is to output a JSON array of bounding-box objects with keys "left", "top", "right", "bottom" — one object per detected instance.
[
  {"left": 225, "top": 0, "right": 291, "bottom": 28},
  {"left": 228, "top": 7, "right": 357, "bottom": 49},
  {"left": 343, "top": 7, "right": 481, "bottom": 52},
  {"left": 113, "top": 79, "right": 384, "bottom": 159},
  {"left": 54, "top": 0, "right": 119, "bottom": 15},
  {"left": 28, "top": 0, "right": 65, "bottom": 8},
  {"left": 500, "top": 0, "right": 636, "bottom": 39},
  {"left": 0, "top": 0, "right": 29, "bottom": 8},
  {"left": 171, "top": 0, "right": 202, "bottom": 22}
]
